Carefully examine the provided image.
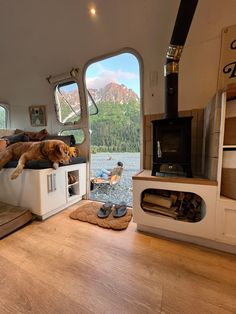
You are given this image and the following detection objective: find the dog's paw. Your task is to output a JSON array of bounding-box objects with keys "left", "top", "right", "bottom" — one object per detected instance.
[
  {"left": 10, "top": 172, "right": 19, "bottom": 180},
  {"left": 53, "top": 162, "right": 59, "bottom": 169}
]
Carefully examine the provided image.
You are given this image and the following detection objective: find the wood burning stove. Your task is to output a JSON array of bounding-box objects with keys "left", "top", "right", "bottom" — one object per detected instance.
[
  {"left": 152, "top": 117, "right": 192, "bottom": 177},
  {"left": 152, "top": 0, "right": 198, "bottom": 177}
]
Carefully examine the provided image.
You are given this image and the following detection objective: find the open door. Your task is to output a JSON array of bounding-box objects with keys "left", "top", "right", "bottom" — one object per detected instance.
[{"left": 85, "top": 52, "right": 142, "bottom": 206}]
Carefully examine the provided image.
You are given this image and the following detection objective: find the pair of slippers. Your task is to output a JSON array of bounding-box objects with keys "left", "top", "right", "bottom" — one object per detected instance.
[{"left": 97, "top": 201, "right": 127, "bottom": 219}]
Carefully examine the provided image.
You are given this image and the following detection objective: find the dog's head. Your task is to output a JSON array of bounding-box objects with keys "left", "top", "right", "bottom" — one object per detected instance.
[{"left": 46, "top": 140, "right": 71, "bottom": 165}]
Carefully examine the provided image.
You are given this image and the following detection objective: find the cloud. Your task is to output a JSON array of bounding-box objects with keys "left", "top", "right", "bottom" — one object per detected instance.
[{"left": 86, "top": 69, "right": 137, "bottom": 89}]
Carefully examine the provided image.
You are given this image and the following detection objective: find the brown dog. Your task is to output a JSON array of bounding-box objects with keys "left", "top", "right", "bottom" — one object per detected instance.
[{"left": 0, "top": 140, "right": 70, "bottom": 179}]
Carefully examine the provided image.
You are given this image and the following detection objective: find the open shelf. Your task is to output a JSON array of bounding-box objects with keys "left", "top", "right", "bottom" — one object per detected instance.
[
  {"left": 141, "top": 188, "right": 204, "bottom": 223},
  {"left": 215, "top": 92, "right": 236, "bottom": 246},
  {"left": 67, "top": 193, "right": 80, "bottom": 202},
  {"left": 67, "top": 169, "right": 80, "bottom": 201}
]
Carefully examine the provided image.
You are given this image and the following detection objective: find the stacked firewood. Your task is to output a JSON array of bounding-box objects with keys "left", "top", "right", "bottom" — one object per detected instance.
[{"left": 142, "top": 189, "right": 202, "bottom": 222}]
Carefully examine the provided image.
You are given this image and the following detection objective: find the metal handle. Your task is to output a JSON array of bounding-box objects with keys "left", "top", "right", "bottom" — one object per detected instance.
[
  {"left": 157, "top": 141, "right": 162, "bottom": 158},
  {"left": 52, "top": 173, "right": 56, "bottom": 191},
  {"left": 47, "top": 173, "right": 57, "bottom": 192}
]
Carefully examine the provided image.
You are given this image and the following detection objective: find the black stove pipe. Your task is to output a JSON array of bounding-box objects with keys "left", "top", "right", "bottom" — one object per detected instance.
[{"left": 164, "top": 0, "right": 198, "bottom": 118}]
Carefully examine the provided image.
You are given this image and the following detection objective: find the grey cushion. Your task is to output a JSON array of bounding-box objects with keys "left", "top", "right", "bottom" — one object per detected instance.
[
  {"left": 44, "top": 135, "right": 76, "bottom": 146},
  {"left": 2, "top": 133, "right": 30, "bottom": 144},
  {"left": 4, "top": 157, "right": 86, "bottom": 169}
]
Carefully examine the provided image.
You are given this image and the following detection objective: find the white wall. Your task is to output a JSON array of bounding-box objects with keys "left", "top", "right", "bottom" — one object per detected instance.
[
  {"left": 0, "top": 0, "right": 235, "bottom": 129},
  {"left": 146, "top": 0, "right": 236, "bottom": 115}
]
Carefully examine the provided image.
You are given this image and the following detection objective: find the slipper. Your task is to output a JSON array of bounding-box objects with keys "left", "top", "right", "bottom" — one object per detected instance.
[
  {"left": 97, "top": 202, "right": 113, "bottom": 218},
  {"left": 113, "top": 201, "right": 127, "bottom": 218}
]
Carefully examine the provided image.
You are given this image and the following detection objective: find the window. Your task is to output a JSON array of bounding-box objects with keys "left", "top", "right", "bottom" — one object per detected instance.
[
  {"left": 60, "top": 129, "right": 85, "bottom": 144},
  {"left": 0, "top": 104, "right": 8, "bottom": 128},
  {"left": 54, "top": 80, "right": 98, "bottom": 125},
  {"left": 54, "top": 81, "right": 81, "bottom": 125}
]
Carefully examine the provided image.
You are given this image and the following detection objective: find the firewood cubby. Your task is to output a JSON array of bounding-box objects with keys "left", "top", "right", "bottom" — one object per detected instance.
[
  {"left": 141, "top": 188, "right": 204, "bottom": 223},
  {"left": 133, "top": 170, "right": 217, "bottom": 240}
]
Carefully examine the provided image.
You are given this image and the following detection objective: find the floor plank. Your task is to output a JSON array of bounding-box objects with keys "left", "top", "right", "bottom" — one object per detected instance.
[{"left": 0, "top": 201, "right": 236, "bottom": 314}]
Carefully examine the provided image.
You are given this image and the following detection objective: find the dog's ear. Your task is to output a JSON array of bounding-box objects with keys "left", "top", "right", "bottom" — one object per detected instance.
[
  {"left": 56, "top": 144, "right": 63, "bottom": 154},
  {"left": 56, "top": 143, "right": 69, "bottom": 155}
]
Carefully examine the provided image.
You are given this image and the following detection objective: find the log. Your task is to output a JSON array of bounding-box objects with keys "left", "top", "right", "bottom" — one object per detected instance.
[
  {"left": 142, "top": 202, "right": 178, "bottom": 218},
  {"left": 143, "top": 193, "right": 172, "bottom": 208}
]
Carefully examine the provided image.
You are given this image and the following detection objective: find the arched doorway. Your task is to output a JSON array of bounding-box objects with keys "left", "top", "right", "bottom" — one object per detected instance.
[{"left": 85, "top": 52, "right": 142, "bottom": 206}]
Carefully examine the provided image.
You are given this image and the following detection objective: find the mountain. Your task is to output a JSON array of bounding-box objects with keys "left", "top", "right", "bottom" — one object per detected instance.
[
  {"left": 60, "top": 82, "right": 139, "bottom": 107},
  {"left": 59, "top": 82, "right": 140, "bottom": 151},
  {"left": 88, "top": 82, "right": 139, "bottom": 104}
]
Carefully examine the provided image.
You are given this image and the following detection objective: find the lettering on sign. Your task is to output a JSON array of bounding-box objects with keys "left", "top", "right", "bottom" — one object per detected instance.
[
  {"left": 231, "top": 39, "right": 236, "bottom": 50},
  {"left": 218, "top": 25, "right": 236, "bottom": 89},
  {"left": 223, "top": 61, "right": 236, "bottom": 78}
]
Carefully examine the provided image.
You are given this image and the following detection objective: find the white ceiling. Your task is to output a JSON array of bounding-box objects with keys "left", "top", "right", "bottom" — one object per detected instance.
[{"left": 0, "top": 0, "right": 236, "bottom": 119}]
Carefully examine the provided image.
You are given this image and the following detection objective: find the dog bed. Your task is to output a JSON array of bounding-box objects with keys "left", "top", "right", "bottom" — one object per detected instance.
[{"left": 0, "top": 201, "right": 33, "bottom": 239}]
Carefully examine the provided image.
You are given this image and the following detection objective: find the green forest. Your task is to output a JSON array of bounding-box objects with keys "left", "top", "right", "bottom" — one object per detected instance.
[
  {"left": 0, "top": 107, "right": 6, "bottom": 128},
  {"left": 90, "top": 101, "right": 140, "bottom": 153}
]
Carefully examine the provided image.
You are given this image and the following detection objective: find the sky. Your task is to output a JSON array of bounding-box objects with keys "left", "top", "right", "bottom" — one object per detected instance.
[{"left": 86, "top": 52, "right": 140, "bottom": 96}]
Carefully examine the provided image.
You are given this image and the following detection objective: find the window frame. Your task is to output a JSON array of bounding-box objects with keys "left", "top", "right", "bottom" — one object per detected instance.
[
  {"left": 54, "top": 80, "right": 82, "bottom": 126},
  {"left": 83, "top": 48, "right": 143, "bottom": 159},
  {"left": 0, "top": 103, "right": 10, "bottom": 128},
  {"left": 54, "top": 80, "right": 99, "bottom": 127},
  {"left": 59, "top": 128, "right": 86, "bottom": 145}
]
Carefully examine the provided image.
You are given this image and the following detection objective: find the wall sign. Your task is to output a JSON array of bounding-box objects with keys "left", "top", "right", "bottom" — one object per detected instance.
[{"left": 218, "top": 24, "right": 236, "bottom": 90}]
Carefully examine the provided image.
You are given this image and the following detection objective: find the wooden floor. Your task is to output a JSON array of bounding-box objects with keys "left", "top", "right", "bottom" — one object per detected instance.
[{"left": 0, "top": 201, "right": 236, "bottom": 314}]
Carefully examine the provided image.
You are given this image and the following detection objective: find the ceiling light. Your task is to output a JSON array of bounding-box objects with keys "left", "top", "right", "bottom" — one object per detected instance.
[{"left": 90, "top": 8, "right": 96, "bottom": 16}]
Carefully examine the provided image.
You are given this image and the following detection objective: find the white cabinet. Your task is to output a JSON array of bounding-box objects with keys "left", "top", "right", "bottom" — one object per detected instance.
[
  {"left": 133, "top": 170, "right": 217, "bottom": 240},
  {"left": 133, "top": 170, "right": 236, "bottom": 253},
  {"left": 215, "top": 92, "right": 236, "bottom": 245},
  {"left": 0, "top": 163, "right": 86, "bottom": 219}
]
